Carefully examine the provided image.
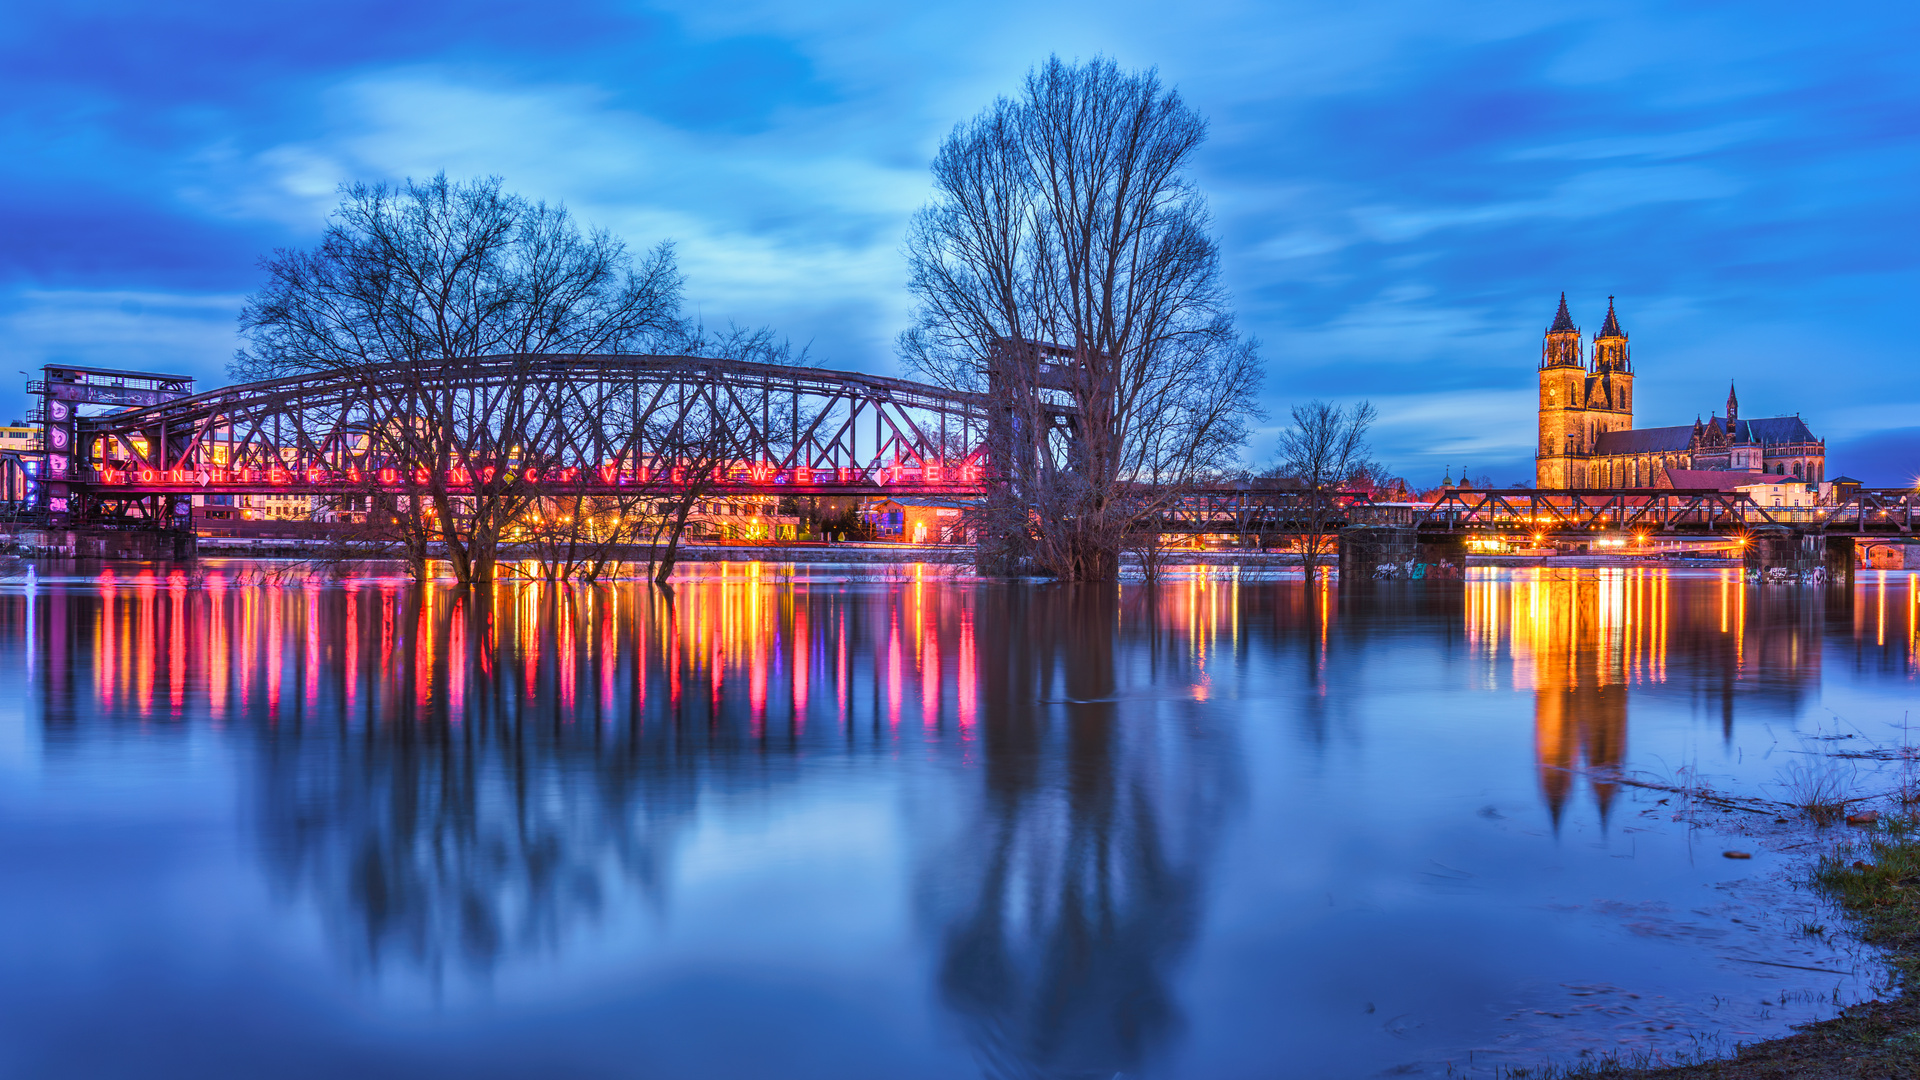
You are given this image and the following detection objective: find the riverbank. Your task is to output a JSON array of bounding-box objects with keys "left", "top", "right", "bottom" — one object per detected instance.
[
  {"left": 1549, "top": 818, "right": 1920, "bottom": 1079},
  {"left": 1574, "top": 850, "right": 1920, "bottom": 1079}
]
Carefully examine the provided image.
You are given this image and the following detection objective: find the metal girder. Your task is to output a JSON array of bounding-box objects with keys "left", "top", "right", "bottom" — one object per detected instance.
[
  {"left": 1410, "top": 488, "right": 1918, "bottom": 536},
  {"left": 73, "top": 353, "right": 996, "bottom": 499}
]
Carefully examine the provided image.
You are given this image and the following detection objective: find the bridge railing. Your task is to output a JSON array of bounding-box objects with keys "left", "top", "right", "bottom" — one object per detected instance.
[{"left": 1412, "top": 488, "right": 1917, "bottom": 534}]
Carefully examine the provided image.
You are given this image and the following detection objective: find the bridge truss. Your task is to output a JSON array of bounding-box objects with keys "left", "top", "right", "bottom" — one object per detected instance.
[
  {"left": 63, "top": 354, "right": 997, "bottom": 515},
  {"left": 21, "top": 355, "right": 1916, "bottom": 543},
  {"left": 1412, "top": 488, "right": 1919, "bottom": 537}
]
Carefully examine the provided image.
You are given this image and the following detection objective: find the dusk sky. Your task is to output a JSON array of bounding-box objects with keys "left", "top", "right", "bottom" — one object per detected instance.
[{"left": 4, "top": 0, "right": 1915, "bottom": 484}]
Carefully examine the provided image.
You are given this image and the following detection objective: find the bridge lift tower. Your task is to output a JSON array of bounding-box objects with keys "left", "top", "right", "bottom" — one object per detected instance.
[
  {"left": 30, "top": 364, "right": 195, "bottom": 527},
  {"left": 980, "top": 337, "right": 1086, "bottom": 573}
]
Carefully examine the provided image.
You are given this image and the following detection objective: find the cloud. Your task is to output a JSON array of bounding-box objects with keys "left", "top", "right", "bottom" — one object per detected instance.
[
  {"left": 172, "top": 71, "right": 928, "bottom": 369},
  {"left": 0, "top": 0, "right": 1914, "bottom": 473},
  {"left": 0, "top": 288, "right": 244, "bottom": 423}
]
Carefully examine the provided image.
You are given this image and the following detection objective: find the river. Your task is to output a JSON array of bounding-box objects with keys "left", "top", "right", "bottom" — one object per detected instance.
[{"left": 0, "top": 563, "right": 1914, "bottom": 1078}]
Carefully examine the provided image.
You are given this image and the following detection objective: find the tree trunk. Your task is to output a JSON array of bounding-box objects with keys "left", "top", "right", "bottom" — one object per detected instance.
[{"left": 653, "top": 500, "right": 696, "bottom": 586}]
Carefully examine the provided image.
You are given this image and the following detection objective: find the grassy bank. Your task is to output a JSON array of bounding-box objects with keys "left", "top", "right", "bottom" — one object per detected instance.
[{"left": 1543, "top": 821, "right": 1920, "bottom": 1079}]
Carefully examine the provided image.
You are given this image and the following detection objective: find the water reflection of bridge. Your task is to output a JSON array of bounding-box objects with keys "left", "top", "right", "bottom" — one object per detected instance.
[
  {"left": 13, "top": 566, "right": 1919, "bottom": 1073},
  {"left": 20, "top": 569, "right": 1238, "bottom": 1077}
]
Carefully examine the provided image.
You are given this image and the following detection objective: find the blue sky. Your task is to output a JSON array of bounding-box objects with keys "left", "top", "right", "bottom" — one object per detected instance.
[{"left": 4, "top": 0, "right": 1915, "bottom": 484}]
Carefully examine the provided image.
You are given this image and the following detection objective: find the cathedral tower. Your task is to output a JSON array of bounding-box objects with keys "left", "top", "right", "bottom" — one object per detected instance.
[
  {"left": 1537, "top": 295, "right": 1587, "bottom": 488},
  {"left": 1536, "top": 295, "right": 1635, "bottom": 488},
  {"left": 1585, "top": 295, "right": 1635, "bottom": 433}
]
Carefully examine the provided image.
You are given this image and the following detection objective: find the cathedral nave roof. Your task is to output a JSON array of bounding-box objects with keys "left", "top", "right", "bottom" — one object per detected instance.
[
  {"left": 1593, "top": 415, "right": 1819, "bottom": 456},
  {"left": 1729, "top": 416, "right": 1819, "bottom": 446},
  {"left": 1593, "top": 426, "right": 1693, "bottom": 455}
]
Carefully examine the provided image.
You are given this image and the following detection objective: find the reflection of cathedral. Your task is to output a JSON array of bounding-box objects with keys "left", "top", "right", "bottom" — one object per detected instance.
[
  {"left": 1471, "top": 575, "right": 1636, "bottom": 823},
  {"left": 1535, "top": 295, "right": 1826, "bottom": 489},
  {"left": 1468, "top": 571, "right": 1827, "bottom": 824}
]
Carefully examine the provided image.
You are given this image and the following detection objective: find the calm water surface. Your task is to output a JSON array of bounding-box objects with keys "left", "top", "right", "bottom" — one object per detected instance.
[{"left": 1, "top": 563, "right": 1917, "bottom": 1078}]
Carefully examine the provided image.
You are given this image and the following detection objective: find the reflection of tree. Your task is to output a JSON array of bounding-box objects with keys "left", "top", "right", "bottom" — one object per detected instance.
[
  {"left": 244, "top": 584, "right": 813, "bottom": 981},
  {"left": 922, "top": 585, "right": 1236, "bottom": 1080},
  {"left": 248, "top": 590, "right": 634, "bottom": 977}
]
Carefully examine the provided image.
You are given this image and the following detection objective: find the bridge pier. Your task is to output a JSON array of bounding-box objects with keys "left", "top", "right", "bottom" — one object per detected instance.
[
  {"left": 1416, "top": 533, "right": 1468, "bottom": 580},
  {"left": 1744, "top": 528, "right": 1825, "bottom": 584},
  {"left": 1824, "top": 536, "right": 1856, "bottom": 588},
  {"left": 1338, "top": 527, "right": 1466, "bottom": 580},
  {"left": 1338, "top": 526, "right": 1414, "bottom": 579}
]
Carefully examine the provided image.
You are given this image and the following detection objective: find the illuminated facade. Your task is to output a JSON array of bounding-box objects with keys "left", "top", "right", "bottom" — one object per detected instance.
[{"left": 1535, "top": 295, "right": 1826, "bottom": 489}]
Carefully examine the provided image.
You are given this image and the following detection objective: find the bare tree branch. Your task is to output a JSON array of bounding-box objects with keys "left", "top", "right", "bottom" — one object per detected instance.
[{"left": 900, "top": 56, "right": 1263, "bottom": 580}]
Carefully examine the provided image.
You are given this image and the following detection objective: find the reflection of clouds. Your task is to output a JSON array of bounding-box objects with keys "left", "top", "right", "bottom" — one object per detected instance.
[
  {"left": 230, "top": 574, "right": 1041, "bottom": 984},
  {"left": 920, "top": 587, "right": 1238, "bottom": 1080}
]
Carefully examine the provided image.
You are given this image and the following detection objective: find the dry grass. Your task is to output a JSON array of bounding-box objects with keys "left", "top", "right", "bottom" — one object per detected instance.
[{"left": 1772, "top": 758, "right": 1857, "bottom": 826}]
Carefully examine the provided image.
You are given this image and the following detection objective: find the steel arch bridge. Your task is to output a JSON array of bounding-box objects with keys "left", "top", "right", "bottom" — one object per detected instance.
[{"left": 45, "top": 354, "right": 996, "bottom": 515}]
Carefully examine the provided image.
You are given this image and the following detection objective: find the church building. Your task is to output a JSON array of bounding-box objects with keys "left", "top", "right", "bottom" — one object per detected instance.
[{"left": 1535, "top": 295, "right": 1825, "bottom": 490}]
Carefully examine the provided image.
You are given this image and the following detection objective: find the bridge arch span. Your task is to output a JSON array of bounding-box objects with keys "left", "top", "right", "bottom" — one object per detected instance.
[{"left": 70, "top": 353, "right": 995, "bottom": 500}]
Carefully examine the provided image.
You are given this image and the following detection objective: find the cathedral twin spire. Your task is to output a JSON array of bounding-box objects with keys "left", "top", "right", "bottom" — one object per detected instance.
[
  {"left": 1541, "top": 292, "right": 1584, "bottom": 368},
  {"left": 1543, "top": 293, "right": 1630, "bottom": 372},
  {"left": 1597, "top": 296, "right": 1623, "bottom": 340},
  {"left": 1549, "top": 292, "right": 1577, "bottom": 335}
]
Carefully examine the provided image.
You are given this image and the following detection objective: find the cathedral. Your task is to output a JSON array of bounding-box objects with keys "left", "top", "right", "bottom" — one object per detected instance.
[{"left": 1535, "top": 295, "right": 1825, "bottom": 490}]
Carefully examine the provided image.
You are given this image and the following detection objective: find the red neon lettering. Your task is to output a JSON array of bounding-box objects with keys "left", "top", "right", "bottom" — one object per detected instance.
[
  {"left": 448, "top": 468, "right": 471, "bottom": 485},
  {"left": 633, "top": 466, "right": 650, "bottom": 483},
  {"left": 924, "top": 462, "right": 942, "bottom": 483},
  {"left": 140, "top": 468, "right": 157, "bottom": 483},
  {"left": 413, "top": 468, "right": 431, "bottom": 485},
  {"left": 794, "top": 468, "right": 812, "bottom": 484},
  {"left": 670, "top": 467, "right": 686, "bottom": 484},
  {"left": 523, "top": 466, "right": 540, "bottom": 482},
  {"left": 378, "top": 468, "right": 398, "bottom": 485},
  {"left": 305, "top": 468, "right": 325, "bottom": 484}
]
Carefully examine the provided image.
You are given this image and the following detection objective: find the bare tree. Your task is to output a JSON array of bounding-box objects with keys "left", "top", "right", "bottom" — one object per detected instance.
[
  {"left": 640, "top": 319, "right": 808, "bottom": 585},
  {"left": 1272, "top": 400, "right": 1379, "bottom": 583},
  {"left": 513, "top": 490, "right": 653, "bottom": 583},
  {"left": 900, "top": 56, "right": 1262, "bottom": 580},
  {"left": 235, "top": 174, "right": 683, "bottom": 584}
]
